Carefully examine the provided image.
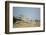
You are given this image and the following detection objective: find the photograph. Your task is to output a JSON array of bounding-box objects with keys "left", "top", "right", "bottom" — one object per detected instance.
[
  {"left": 5, "top": 1, "right": 45, "bottom": 34},
  {"left": 13, "top": 7, "right": 40, "bottom": 28}
]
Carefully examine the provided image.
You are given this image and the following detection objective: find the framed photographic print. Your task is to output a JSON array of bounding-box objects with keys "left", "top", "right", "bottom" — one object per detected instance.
[{"left": 5, "top": 1, "right": 45, "bottom": 34}]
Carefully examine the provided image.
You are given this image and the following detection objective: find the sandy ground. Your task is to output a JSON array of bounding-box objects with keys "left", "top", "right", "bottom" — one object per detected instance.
[{"left": 13, "top": 21, "right": 40, "bottom": 28}]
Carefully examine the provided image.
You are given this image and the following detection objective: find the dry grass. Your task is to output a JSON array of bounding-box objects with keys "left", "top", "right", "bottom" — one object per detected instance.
[{"left": 13, "top": 20, "right": 40, "bottom": 28}]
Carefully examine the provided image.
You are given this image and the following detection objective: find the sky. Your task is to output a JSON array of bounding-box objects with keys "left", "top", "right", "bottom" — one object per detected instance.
[{"left": 13, "top": 7, "right": 40, "bottom": 20}]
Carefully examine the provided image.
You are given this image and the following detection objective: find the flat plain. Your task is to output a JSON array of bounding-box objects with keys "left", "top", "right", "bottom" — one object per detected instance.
[{"left": 13, "top": 20, "right": 40, "bottom": 28}]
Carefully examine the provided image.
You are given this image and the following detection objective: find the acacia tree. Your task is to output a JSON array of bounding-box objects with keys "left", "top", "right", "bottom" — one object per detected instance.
[{"left": 16, "top": 14, "right": 27, "bottom": 21}]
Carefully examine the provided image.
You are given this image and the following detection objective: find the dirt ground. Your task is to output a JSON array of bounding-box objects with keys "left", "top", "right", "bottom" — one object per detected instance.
[{"left": 13, "top": 21, "right": 40, "bottom": 28}]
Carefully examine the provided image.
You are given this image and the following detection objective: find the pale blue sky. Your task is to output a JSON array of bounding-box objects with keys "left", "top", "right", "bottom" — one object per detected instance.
[{"left": 13, "top": 7, "right": 40, "bottom": 20}]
